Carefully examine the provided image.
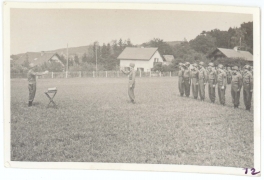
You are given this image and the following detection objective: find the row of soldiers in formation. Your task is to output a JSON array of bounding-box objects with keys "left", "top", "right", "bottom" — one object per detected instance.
[{"left": 178, "top": 62, "right": 253, "bottom": 111}]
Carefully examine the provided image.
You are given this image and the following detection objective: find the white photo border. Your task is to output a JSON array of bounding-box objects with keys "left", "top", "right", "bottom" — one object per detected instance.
[{"left": 3, "top": 2, "right": 261, "bottom": 176}]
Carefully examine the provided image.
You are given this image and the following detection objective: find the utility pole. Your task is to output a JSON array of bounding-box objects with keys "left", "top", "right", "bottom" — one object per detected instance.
[
  {"left": 67, "top": 43, "right": 69, "bottom": 72},
  {"left": 95, "top": 45, "right": 97, "bottom": 73}
]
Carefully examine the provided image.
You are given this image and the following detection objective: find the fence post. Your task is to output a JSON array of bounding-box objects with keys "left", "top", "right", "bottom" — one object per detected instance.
[
  {"left": 159, "top": 71, "right": 161, "bottom": 77},
  {"left": 170, "top": 71, "right": 171, "bottom": 77},
  {"left": 93, "top": 71, "right": 95, "bottom": 78},
  {"left": 140, "top": 70, "right": 141, "bottom": 78},
  {"left": 117, "top": 71, "right": 119, "bottom": 77},
  {"left": 150, "top": 71, "right": 151, "bottom": 77},
  {"left": 79, "top": 71, "right": 81, "bottom": 78},
  {"left": 52, "top": 72, "right": 53, "bottom": 79}
]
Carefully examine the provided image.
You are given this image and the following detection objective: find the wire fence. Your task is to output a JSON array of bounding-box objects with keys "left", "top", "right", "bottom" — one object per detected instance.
[{"left": 11, "top": 71, "right": 180, "bottom": 79}]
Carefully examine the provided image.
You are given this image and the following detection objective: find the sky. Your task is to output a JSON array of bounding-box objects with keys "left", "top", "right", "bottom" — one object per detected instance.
[{"left": 10, "top": 9, "right": 253, "bottom": 55}]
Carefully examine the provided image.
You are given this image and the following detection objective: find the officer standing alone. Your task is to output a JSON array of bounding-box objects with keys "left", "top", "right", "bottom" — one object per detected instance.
[
  {"left": 198, "top": 62, "right": 207, "bottom": 101},
  {"left": 207, "top": 63, "right": 217, "bottom": 103},
  {"left": 231, "top": 66, "right": 243, "bottom": 108},
  {"left": 216, "top": 64, "right": 227, "bottom": 106},
  {"left": 121, "top": 63, "right": 136, "bottom": 104},
  {"left": 27, "top": 63, "right": 48, "bottom": 107},
  {"left": 242, "top": 65, "right": 253, "bottom": 111}
]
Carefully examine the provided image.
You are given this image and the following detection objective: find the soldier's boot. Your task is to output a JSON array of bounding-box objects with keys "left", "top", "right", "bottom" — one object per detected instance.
[{"left": 28, "top": 101, "right": 32, "bottom": 107}]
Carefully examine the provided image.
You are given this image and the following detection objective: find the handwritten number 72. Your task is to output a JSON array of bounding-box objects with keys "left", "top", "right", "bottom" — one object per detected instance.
[{"left": 244, "top": 168, "right": 260, "bottom": 175}]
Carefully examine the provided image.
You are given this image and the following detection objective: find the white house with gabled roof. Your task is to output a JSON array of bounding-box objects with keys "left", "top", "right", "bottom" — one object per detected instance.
[{"left": 117, "top": 47, "right": 164, "bottom": 72}]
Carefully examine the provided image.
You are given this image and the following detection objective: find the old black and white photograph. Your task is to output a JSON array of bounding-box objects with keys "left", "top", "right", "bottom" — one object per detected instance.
[{"left": 3, "top": 2, "right": 261, "bottom": 176}]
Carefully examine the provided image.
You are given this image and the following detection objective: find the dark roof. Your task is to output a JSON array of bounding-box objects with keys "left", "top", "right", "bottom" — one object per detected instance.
[
  {"left": 211, "top": 48, "right": 253, "bottom": 61},
  {"left": 163, "top": 55, "right": 174, "bottom": 62},
  {"left": 16, "top": 52, "right": 62, "bottom": 66},
  {"left": 117, "top": 47, "right": 158, "bottom": 60}
]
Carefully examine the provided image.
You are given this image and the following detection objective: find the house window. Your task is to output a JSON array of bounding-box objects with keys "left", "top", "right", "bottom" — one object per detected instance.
[{"left": 154, "top": 58, "right": 159, "bottom": 62}]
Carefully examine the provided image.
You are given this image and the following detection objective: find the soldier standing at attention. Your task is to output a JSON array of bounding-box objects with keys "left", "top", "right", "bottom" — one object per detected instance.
[
  {"left": 242, "top": 65, "right": 253, "bottom": 111},
  {"left": 27, "top": 63, "right": 48, "bottom": 107},
  {"left": 231, "top": 66, "right": 243, "bottom": 108},
  {"left": 183, "top": 62, "right": 191, "bottom": 97},
  {"left": 198, "top": 62, "right": 207, "bottom": 101},
  {"left": 207, "top": 62, "right": 217, "bottom": 103},
  {"left": 178, "top": 63, "right": 184, "bottom": 96},
  {"left": 190, "top": 63, "right": 199, "bottom": 99},
  {"left": 226, "top": 67, "right": 232, "bottom": 84},
  {"left": 216, "top": 64, "right": 227, "bottom": 106},
  {"left": 121, "top": 63, "right": 136, "bottom": 104}
]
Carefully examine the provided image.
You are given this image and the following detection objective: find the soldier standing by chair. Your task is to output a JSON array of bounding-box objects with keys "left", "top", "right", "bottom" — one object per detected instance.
[
  {"left": 27, "top": 63, "right": 48, "bottom": 107},
  {"left": 178, "top": 63, "right": 184, "bottom": 96},
  {"left": 198, "top": 62, "right": 207, "bottom": 101},
  {"left": 207, "top": 62, "right": 217, "bottom": 103},
  {"left": 121, "top": 63, "right": 136, "bottom": 104},
  {"left": 183, "top": 62, "right": 191, "bottom": 97},
  {"left": 216, "top": 64, "right": 227, "bottom": 106},
  {"left": 190, "top": 63, "right": 199, "bottom": 99},
  {"left": 242, "top": 65, "right": 253, "bottom": 111},
  {"left": 231, "top": 66, "right": 243, "bottom": 108},
  {"left": 226, "top": 67, "right": 232, "bottom": 84}
]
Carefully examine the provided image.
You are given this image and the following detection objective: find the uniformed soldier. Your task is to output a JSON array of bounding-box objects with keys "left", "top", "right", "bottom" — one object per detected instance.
[
  {"left": 178, "top": 63, "right": 185, "bottom": 96},
  {"left": 216, "top": 64, "right": 227, "bottom": 106},
  {"left": 231, "top": 66, "right": 243, "bottom": 108},
  {"left": 226, "top": 67, "right": 232, "bottom": 84},
  {"left": 121, "top": 63, "right": 136, "bottom": 104},
  {"left": 242, "top": 65, "right": 253, "bottom": 111},
  {"left": 27, "top": 63, "right": 48, "bottom": 107},
  {"left": 190, "top": 63, "right": 199, "bottom": 99},
  {"left": 198, "top": 62, "right": 207, "bottom": 101},
  {"left": 207, "top": 62, "right": 217, "bottom": 103},
  {"left": 183, "top": 62, "right": 191, "bottom": 97}
]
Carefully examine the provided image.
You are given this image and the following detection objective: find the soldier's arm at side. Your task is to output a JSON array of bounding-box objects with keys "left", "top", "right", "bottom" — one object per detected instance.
[
  {"left": 131, "top": 70, "right": 136, "bottom": 83},
  {"left": 223, "top": 72, "right": 227, "bottom": 87},
  {"left": 250, "top": 74, "right": 253, "bottom": 91}
]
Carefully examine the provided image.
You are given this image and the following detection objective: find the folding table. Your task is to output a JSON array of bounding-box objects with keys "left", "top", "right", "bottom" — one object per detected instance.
[{"left": 45, "top": 87, "right": 57, "bottom": 108}]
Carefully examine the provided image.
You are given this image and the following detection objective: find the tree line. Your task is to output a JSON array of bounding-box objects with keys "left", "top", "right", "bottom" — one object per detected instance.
[{"left": 11, "top": 21, "right": 253, "bottom": 73}]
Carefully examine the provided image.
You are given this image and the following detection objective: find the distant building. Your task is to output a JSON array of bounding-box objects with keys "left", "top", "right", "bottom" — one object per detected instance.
[
  {"left": 163, "top": 55, "right": 174, "bottom": 65},
  {"left": 208, "top": 47, "right": 253, "bottom": 62},
  {"left": 16, "top": 51, "right": 64, "bottom": 67},
  {"left": 118, "top": 47, "right": 163, "bottom": 72}
]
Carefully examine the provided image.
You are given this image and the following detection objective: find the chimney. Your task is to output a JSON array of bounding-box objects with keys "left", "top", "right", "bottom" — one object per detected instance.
[{"left": 41, "top": 51, "right": 45, "bottom": 56}]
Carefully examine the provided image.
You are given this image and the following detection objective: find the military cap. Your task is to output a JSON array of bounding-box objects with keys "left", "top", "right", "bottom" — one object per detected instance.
[
  {"left": 208, "top": 62, "right": 214, "bottom": 67},
  {"left": 129, "top": 63, "right": 135, "bottom": 68},
  {"left": 199, "top": 62, "right": 204, "bottom": 66},
  {"left": 185, "top": 62, "right": 190, "bottom": 66},
  {"left": 218, "top": 64, "right": 224, "bottom": 69},
  {"left": 192, "top": 63, "right": 198, "bottom": 67},
  {"left": 244, "top": 65, "right": 251, "bottom": 70},
  {"left": 179, "top": 63, "right": 183, "bottom": 66},
  {"left": 232, "top": 66, "right": 238, "bottom": 70}
]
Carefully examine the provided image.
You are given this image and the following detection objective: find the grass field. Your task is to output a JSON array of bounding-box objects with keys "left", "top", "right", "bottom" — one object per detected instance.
[{"left": 10, "top": 77, "right": 253, "bottom": 168}]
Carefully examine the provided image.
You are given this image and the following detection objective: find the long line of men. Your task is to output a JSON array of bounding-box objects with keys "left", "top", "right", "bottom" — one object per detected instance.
[{"left": 178, "top": 62, "right": 253, "bottom": 111}]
